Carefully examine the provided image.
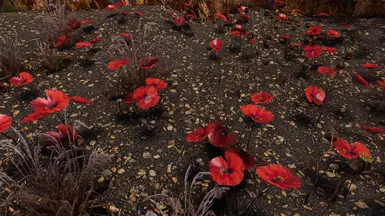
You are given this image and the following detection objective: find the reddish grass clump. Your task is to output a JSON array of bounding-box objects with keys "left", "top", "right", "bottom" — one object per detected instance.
[
  {"left": 0, "top": 114, "right": 12, "bottom": 132},
  {"left": 9, "top": 72, "right": 33, "bottom": 86},
  {"left": 305, "top": 86, "right": 326, "bottom": 105},
  {"left": 209, "top": 151, "right": 245, "bottom": 186},
  {"left": 256, "top": 164, "right": 302, "bottom": 190}
]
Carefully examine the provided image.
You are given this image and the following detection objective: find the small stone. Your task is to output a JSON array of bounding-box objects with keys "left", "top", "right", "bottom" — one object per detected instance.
[
  {"left": 137, "top": 169, "right": 146, "bottom": 176},
  {"left": 90, "top": 140, "right": 97, "bottom": 146},
  {"left": 149, "top": 170, "right": 157, "bottom": 177},
  {"left": 167, "top": 125, "right": 173, "bottom": 131},
  {"left": 102, "top": 169, "right": 113, "bottom": 176},
  {"left": 143, "top": 152, "right": 152, "bottom": 158},
  {"left": 118, "top": 168, "right": 125, "bottom": 174},
  {"left": 326, "top": 172, "right": 336, "bottom": 178}
]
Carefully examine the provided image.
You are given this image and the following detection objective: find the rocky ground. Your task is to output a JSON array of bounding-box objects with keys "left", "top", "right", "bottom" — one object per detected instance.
[{"left": 1, "top": 5, "right": 385, "bottom": 216}]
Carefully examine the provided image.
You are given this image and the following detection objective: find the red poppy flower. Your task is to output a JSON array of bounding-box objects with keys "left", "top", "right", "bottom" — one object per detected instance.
[
  {"left": 317, "top": 66, "right": 336, "bottom": 75},
  {"left": 120, "top": 33, "right": 133, "bottom": 39},
  {"left": 185, "top": 123, "right": 215, "bottom": 142},
  {"left": 105, "top": 4, "right": 116, "bottom": 10},
  {"left": 251, "top": 92, "right": 274, "bottom": 104},
  {"left": 256, "top": 164, "right": 302, "bottom": 190},
  {"left": 81, "top": 19, "right": 93, "bottom": 25},
  {"left": 68, "top": 19, "right": 81, "bottom": 30},
  {"left": 185, "top": 14, "right": 196, "bottom": 19},
  {"left": 209, "top": 39, "right": 224, "bottom": 51},
  {"left": 209, "top": 151, "right": 245, "bottom": 186},
  {"left": 30, "top": 89, "right": 69, "bottom": 114},
  {"left": 321, "top": 46, "right": 337, "bottom": 53},
  {"left": 377, "top": 80, "right": 385, "bottom": 88},
  {"left": 88, "top": 37, "right": 102, "bottom": 44},
  {"left": 184, "top": 2, "right": 192, "bottom": 7},
  {"left": 132, "top": 86, "right": 160, "bottom": 110},
  {"left": 305, "top": 86, "right": 325, "bottom": 105},
  {"left": 135, "top": 11, "right": 144, "bottom": 17},
  {"left": 277, "top": 13, "right": 288, "bottom": 21},
  {"left": 232, "top": 24, "right": 244, "bottom": 32},
  {"left": 359, "top": 125, "right": 385, "bottom": 134},
  {"left": 114, "top": 1, "right": 126, "bottom": 7},
  {"left": 304, "top": 45, "right": 322, "bottom": 59},
  {"left": 238, "top": 14, "right": 249, "bottom": 21},
  {"left": 69, "top": 96, "right": 94, "bottom": 104},
  {"left": 215, "top": 13, "right": 227, "bottom": 22},
  {"left": 362, "top": 63, "right": 381, "bottom": 69},
  {"left": 138, "top": 56, "right": 159, "bottom": 69},
  {"left": 229, "top": 31, "right": 244, "bottom": 37},
  {"left": 327, "top": 29, "right": 341, "bottom": 38},
  {"left": 48, "top": 124, "right": 78, "bottom": 146},
  {"left": 9, "top": 72, "right": 33, "bottom": 86},
  {"left": 353, "top": 72, "right": 370, "bottom": 87},
  {"left": 249, "top": 38, "right": 257, "bottom": 44},
  {"left": 123, "top": 93, "right": 134, "bottom": 104},
  {"left": 227, "top": 148, "right": 256, "bottom": 170},
  {"left": 240, "top": 104, "right": 275, "bottom": 124},
  {"left": 145, "top": 78, "right": 168, "bottom": 91},
  {"left": 340, "top": 23, "right": 353, "bottom": 28},
  {"left": 238, "top": 6, "right": 247, "bottom": 13},
  {"left": 334, "top": 139, "right": 372, "bottom": 161},
  {"left": 21, "top": 112, "right": 48, "bottom": 123},
  {"left": 107, "top": 58, "right": 131, "bottom": 70},
  {"left": 207, "top": 120, "right": 238, "bottom": 147},
  {"left": 306, "top": 26, "right": 322, "bottom": 36},
  {"left": 280, "top": 35, "right": 291, "bottom": 40},
  {"left": 76, "top": 42, "right": 92, "bottom": 49},
  {"left": 0, "top": 114, "right": 12, "bottom": 133},
  {"left": 56, "top": 35, "right": 66, "bottom": 47},
  {"left": 173, "top": 17, "right": 186, "bottom": 25},
  {"left": 314, "top": 13, "right": 331, "bottom": 17}
]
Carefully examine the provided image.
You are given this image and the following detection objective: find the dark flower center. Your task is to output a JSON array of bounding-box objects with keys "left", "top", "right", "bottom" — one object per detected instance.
[
  {"left": 220, "top": 168, "right": 232, "bottom": 175},
  {"left": 272, "top": 176, "right": 284, "bottom": 183},
  {"left": 220, "top": 129, "right": 227, "bottom": 136},
  {"left": 47, "top": 102, "right": 58, "bottom": 109}
]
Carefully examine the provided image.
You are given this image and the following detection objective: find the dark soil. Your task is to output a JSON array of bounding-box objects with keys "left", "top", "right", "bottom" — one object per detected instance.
[{"left": 1, "top": 5, "right": 385, "bottom": 216}]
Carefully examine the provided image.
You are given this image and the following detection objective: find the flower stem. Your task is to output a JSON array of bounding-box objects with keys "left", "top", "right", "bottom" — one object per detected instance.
[
  {"left": 246, "top": 125, "right": 254, "bottom": 151},
  {"left": 241, "top": 186, "right": 270, "bottom": 216},
  {"left": 1, "top": 131, "right": 18, "bottom": 144}
]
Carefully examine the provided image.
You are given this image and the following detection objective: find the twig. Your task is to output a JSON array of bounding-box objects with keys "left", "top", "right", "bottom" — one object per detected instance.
[{"left": 240, "top": 186, "right": 270, "bottom": 216}]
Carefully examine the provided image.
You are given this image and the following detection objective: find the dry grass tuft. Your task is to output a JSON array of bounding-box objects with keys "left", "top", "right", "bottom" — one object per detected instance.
[
  {"left": 0, "top": 36, "right": 22, "bottom": 82},
  {"left": 144, "top": 165, "right": 229, "bottom": 216},
  {"left": 0, "top": 121, "right": 108, "bottom": 215}
]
